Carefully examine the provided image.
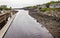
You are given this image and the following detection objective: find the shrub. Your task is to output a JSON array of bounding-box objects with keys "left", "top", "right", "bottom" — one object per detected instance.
[
  {"left": 40, "top": 8, "right": 48, "bottom": 12},
  {"left": 0, "top": 5, "right": 12, "bottom": 10}
]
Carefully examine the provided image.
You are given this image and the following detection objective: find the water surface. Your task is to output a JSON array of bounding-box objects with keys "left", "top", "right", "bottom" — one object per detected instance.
[{"left": 4, "top": 10, "right": 53, "bottom": 38}]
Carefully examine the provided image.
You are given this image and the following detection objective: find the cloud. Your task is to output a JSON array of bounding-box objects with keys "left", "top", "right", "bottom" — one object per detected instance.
[{"left": 0, "top": 0, "right": 58, "bottom": 8}]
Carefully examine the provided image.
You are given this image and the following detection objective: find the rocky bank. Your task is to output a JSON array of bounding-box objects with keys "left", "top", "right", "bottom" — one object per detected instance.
[{"left": 28, "top": 10, "right": 60, "bottom": 38}]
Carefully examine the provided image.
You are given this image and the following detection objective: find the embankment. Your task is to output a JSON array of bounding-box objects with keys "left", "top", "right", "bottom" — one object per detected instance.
[{"left": 29, "top": 10, "right": 60, "bottom": 38}]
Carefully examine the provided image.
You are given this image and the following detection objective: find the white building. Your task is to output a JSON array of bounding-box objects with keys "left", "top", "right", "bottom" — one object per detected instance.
[{"left": 49, "top": 3, "right": 60, "bottom": 8}]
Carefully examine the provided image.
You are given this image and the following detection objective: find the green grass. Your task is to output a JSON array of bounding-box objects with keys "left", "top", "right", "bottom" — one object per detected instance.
[
  {"left": 40, "top": 8, "right": 48, "bottom": 12},
  {"left": 40, "top": 8, "right": 60, "bottom": 12}
]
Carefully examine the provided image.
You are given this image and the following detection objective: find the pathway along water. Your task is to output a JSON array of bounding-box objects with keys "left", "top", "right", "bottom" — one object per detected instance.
[{"left": 4, "top": 10, "right": 53, "bottom": 38}]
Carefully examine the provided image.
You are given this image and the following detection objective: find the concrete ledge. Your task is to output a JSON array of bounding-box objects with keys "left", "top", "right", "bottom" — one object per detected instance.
[{"left": 0, "top": 14, "right": 16, "bottom": 38}]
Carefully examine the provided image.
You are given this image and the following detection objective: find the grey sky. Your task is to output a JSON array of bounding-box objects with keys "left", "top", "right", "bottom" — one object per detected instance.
[{"left": 0, "top": 0, "right": 58, "bottom": 8}]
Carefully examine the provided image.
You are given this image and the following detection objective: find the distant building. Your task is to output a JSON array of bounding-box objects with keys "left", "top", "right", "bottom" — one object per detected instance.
[
  {"left": 49, "top": 3, "right": 60, "bottom": 8},
  {"left": 40, "top": 4, "right": 47, "bottom": 8}
]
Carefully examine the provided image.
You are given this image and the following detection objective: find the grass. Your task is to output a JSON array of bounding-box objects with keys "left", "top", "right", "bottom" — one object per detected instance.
[
  {"left": 40, "top": 8, "right": 60, "bottom": 12},
  {"left": 40, "top": 8, "right": 48, "bottom": 12}
]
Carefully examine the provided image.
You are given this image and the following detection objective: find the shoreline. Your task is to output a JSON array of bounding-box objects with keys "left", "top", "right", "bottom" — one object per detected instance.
[{"left": 28, "top": 10, "right": 60, "bottom": 38}]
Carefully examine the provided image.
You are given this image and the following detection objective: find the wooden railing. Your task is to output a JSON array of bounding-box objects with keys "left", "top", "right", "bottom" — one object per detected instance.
[
  {"left": 0, "top": 13, "right": 10, "bottom": 23},
  {"left": 0, "top": 10, "right": 18, "bottom": 30},
  {"left": 0, "top": 12, "right": 10, "bottom": 30},
  {"left": 0, "top": 10, "right": 18, "bottom": 23}
]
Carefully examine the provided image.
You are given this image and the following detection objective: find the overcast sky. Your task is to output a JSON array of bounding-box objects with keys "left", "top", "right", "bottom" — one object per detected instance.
[{"left": 0, "top": 0, "right": 58, "bottom": 8}]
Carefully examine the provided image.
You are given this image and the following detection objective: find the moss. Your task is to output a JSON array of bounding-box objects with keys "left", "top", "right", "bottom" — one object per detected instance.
[{"left": 40, "top": 8, "right": 48, "bottom": 12}]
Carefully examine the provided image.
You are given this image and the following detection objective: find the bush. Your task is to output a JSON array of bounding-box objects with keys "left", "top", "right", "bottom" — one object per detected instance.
[
  {"left": 0, "top": 5, "right": 12, "bottom": 10},
  {"left": 0, "top": 8, "right": 3, "bottom": 10},
  {"left": 40, "top": 8, "right": 48, "bottom": 12}
]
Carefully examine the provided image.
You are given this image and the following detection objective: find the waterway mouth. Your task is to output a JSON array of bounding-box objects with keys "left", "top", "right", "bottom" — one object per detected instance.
[
  {"left": 22, "top": 10, "right": 53, "bottom": 38},
  {"left": 4, "top": 10, "right": 53, "bottom": 38}
]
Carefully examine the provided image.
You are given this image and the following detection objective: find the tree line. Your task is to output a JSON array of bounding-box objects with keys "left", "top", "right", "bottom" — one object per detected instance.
[{"left": 0, "top": 5, "right": 12, "bottom": 10}]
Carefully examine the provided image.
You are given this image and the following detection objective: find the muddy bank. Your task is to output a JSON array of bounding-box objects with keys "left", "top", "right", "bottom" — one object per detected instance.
[{"left": 29, "top": 10, "right": 60, "bottom": 38}]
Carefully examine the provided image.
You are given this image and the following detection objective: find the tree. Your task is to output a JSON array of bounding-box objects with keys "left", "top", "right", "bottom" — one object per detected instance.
[
  {"left": 46, "top": 1, "right": 55, "bottom": 8},
  {"left": 0, "top": 5, "right": 12, "bottom": 10},
  {"left": 0, "top": 5, "right": 7, "bottom": 9}
]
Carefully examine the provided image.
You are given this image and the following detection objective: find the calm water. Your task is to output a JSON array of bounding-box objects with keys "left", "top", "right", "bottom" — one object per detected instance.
[{"left": 4, "top": 10, "right": 53, "bottom": 38}]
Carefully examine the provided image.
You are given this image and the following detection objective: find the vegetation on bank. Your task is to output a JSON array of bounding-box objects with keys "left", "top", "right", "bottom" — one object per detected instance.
[
  {"left": 25, "top": 1, "right": 60, "bottom": 12},
  {"left": 26, "top": 6, "right": 60, "bottom": 12},
  {"left": 25, "top": 6, "right": 37, "bottom": 9},
  {"left": 46, "top": 1, "right": 60, "bottom": 8},
  {"left": 26, "top": 1, "right": 60, "bottom": 38},
  {"left": 0, "top": 5, "right": 12, "bottom": 10},
  {"left": 42, "top": 1, "right": 60, "bottom": 11},
  {"left": 40, "top": 8, "right": 60, "bottom": 12}
]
